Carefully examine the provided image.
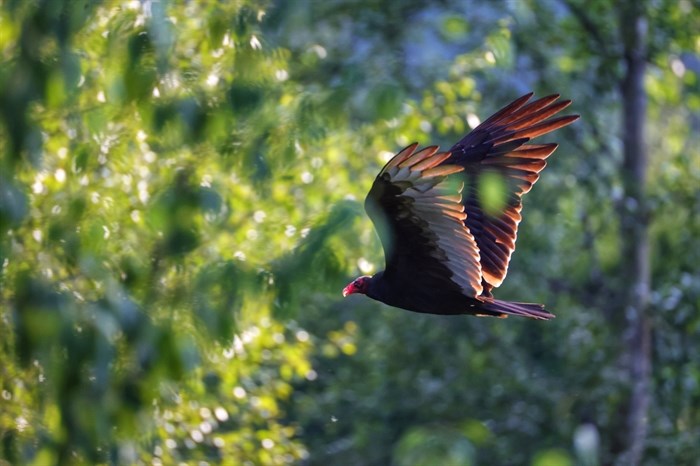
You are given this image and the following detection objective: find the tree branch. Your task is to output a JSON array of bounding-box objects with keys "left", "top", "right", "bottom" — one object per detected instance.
[{"left": 615, "top": 1, "right": 652, "bottom": 464}]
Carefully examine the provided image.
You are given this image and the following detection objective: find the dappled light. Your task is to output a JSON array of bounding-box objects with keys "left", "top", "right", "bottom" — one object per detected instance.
[{"left": 1, "top": 1, "right": 699, "bottom": 465}]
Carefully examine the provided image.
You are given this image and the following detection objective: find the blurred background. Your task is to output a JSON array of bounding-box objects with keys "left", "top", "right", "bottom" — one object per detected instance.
[{"left": 1, "top": 1, "right": 699, "bottom": 465}]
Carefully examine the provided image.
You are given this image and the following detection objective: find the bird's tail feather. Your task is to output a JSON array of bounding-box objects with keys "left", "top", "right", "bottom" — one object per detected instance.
[{"left": 479, "top": 299, "right": 554, "bottom": 320}]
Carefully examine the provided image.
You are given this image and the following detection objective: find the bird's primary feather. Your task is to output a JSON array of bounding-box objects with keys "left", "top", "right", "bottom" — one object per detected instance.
[{"left": 448, "top": 94, "right": 579, "bottom": 292}]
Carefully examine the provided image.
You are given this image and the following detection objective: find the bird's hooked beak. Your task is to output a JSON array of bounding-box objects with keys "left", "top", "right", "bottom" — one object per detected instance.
[
  {"left": 343, "top": 276, "right": 370, "bottom": 297},
  {"left": 342, "top": 282, "right": 355, "bottom": 297}
]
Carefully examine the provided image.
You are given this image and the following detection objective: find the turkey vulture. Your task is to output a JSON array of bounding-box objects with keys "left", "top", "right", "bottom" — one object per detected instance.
[{"left": 343, "top": 93, "right": 579, "bottom": 319}]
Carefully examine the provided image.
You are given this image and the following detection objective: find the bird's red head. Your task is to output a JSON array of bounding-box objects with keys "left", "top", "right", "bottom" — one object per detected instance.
[{"left": 343, "top": 276, "right": 371, "bottom": 297}]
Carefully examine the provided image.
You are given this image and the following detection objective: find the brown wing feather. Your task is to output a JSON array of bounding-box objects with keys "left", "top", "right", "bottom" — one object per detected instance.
[
  {"left": 448, "top": 94, "right": 579, "bottom": 290},
  {"left": 365, "top": 145, "right": 483, "bottom": 297}
]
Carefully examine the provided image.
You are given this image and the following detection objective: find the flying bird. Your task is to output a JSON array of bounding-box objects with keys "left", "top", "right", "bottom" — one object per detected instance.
[{"left": 342, "top": 93, "right": 579, "bottom": 319}]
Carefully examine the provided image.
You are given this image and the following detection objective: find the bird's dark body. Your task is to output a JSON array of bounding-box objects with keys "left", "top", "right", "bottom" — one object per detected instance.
[
  {"left": 364, "top": 271, "right": 477, "bottom": 316},
  {"left": 364, "top": 271, "right": 549, "bottom": 319}
]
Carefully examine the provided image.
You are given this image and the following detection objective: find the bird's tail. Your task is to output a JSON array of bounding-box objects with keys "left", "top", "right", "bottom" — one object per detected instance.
[{"left": 479, "top": 299, "right": 555, "bottom": 320}]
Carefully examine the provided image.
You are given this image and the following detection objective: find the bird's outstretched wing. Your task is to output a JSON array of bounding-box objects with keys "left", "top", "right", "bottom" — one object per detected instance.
[
  {"left": 448, "top": 93, "right": 579, "bottom": 292},
  {"left": 365, "top": 144, "right": 483, "bottom": 297}
]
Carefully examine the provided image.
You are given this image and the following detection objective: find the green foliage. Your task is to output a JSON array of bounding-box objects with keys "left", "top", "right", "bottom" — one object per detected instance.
[
  {"left": 532, "top": 448, "right": 573, "bottom": 466},
  {"left": 1, "top": 0, "right": 699, "bottom": 465},
  {"left": 393, "top": 425, "right": 475, "bottom": 466}
]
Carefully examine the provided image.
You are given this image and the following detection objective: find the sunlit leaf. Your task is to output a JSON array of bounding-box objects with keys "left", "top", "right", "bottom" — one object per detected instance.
[
  {"left": 441, "top": 16, "right": 470, "bottom": 42},
  {"left": 477, "top": 170, "right": 507, "bottom": 216},
  {"left": 532, "top": 448, "right": 573, "bottom": 466}
]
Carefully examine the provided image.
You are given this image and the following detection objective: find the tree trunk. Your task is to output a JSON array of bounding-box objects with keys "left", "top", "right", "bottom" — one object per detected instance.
[{"left": 616, "top": 2, "right": 651, "bottom": 465}]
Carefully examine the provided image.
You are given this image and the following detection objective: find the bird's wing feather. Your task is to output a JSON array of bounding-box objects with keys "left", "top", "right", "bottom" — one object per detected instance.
[
  {"left": 448, "top": 93, "right": 579, "bottom": 290},
  {"left": 365, "top": 144, "right": 483, "bottom": 297}
]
